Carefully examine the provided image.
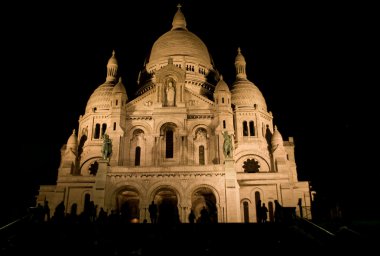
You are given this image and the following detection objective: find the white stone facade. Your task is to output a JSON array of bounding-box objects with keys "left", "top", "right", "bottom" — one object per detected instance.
[{"left": 37, "top": 5, "right": 312, "bottom": 223}]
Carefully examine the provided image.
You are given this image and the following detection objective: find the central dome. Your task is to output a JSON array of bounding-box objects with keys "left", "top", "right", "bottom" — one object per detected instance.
[
  {"left": 149, "top": 29, "right": 211, "bottom": 66},
  {"left": 146, "top": 5, "right": 212, "bottom": 70}
]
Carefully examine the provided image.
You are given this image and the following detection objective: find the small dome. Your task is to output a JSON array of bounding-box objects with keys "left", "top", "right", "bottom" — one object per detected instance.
[
  {"left": 113, "top": 77, "right": 127, "bottom": 94},
  {"left": 231, "top": 79, "right": 267, "bottom": 110},
  {"left": 67, "top": 129, "right": 78, "bottom": 147},
  {"left": 214, "top": 75, "right": 230, "bottom": 92},
  {"left": 271, "top": 126, "right": 283, "bottom": 147},
  {"left": 85, "top": 82, "right": 114, "bottom": 113}
]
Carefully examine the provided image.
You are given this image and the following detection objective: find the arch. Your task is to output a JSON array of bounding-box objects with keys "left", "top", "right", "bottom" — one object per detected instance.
[
  {"left": 160, "top": 122, "right": 179, "bottom": 161},
  {"left": 190, "top": 186, "right": 218, "bottom": 223},
  {"left": 154, "top": 119, "right": 183, "bottom": 134},
  {"left": 190, "top": 124, "right": 212, "bottom": 138},
  {"left": 147, "top": 184, "right": 182, "bottom": 203},
  {"left": 243, "top": 201, "right": 249, "bottom": 223},
  {"left": 126, "top": 123, "right": 152, "bottom": 138},
  {"left": 240, "top": 198, "right": 253, "bottom": 223},
  {"left": 187, "top": 183, "right": 221, "bottom": 204},
  {"left": 116, "top": 188, "right": 141, "bottom": 223},
  {"left": 107, "top": 183, "right": 146, "bottom": 216},
  {"left": 148, "top": 185, "right": 182, "bottom": 224},
  {"left": 79, "top": 157, "right": 103, "bottom": 175},
  {"left": 193, "top": 127, "right": 208, "bottom": 165}
]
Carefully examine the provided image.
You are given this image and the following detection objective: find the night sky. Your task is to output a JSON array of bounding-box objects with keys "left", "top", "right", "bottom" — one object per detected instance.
[{"left": 2, "top": 1, "right": 377, "bottom": 223}]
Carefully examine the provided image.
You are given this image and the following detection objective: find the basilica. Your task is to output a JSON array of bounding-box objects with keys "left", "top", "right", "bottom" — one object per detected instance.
[{"left": 37, "top": 5, "right": 312, "bottom": 223}]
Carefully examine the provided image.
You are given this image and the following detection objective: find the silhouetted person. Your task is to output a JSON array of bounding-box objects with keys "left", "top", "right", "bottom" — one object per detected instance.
[
  {"left": 261, "top": 203, "right": 268, "bottom": 223},
  {"left": 274, "top": 200, "right": 283, "bottom": 223},
  {"left": 298, "top": 198, "right": 303, "bottom": 218},
  {"left": 188, "top": 209, "right": 196, "bottom": 224},
  {"left": 148, "top": 201, "right": 158, "bottom": 223},
  {"left": 53, "top": 201, "right": 65, "bottom": 223},
  {"left": 43, "top": 200, "right": 50, "bottom": 222},
  {"left": 97, "top": 207, "right": 108, "bottom": 224},
  {"left": 35, "top": 203, "right": 44, "bottom": 223},
  {"left": 199, "top": 206, "right": 210, "bottom": 224}
]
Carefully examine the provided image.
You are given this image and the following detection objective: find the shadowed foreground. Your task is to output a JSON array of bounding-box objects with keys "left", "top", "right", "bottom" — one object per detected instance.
[{"left": 1, "top": 217, "right": 377, "bottom": 255}]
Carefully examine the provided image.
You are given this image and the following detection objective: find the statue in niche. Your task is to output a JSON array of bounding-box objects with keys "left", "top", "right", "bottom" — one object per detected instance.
[
  {"left": 165, "top": 80, "right": 175, "bottom": 106},
  {"left": 222, "top": 131, "right": 233, "bottom": 158}
]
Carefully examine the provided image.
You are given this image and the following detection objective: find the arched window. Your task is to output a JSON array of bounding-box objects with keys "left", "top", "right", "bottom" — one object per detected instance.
[
  {"left": 243, "top": 121, "right": 248, "bottom": 136},
  {"left": 113, "top": 122, "right": 116, "bottom": 131},
  {"left": 166, "top": 130, "right": 174, "bottom": 158},
  {"left": 135, "top": 147, "right": 141, "bottom": 166},
  {"left": 243, "top": 201, "right": 249, "bottom": 223},
  {"left": 255, "top": 192, "right": 261, "bottom": 223},
  {"left": 94, "top": 124, "right": 100, "bottom": 139},
  {"left": 101, "top": 123, "right": 107, "bottom": 137},
  {"left": 84, "top": 193, "right": 91, "bottom": 212},
  {"left": 223, "top": 120, "right": 226, "bottom": 129},
  {"left": 199, "top": 145, "right": 205, "bottom": 165},
  {"left": 222, "top": 97, "right": 225, "bottom": 103},
  {"left": 249, "top": 121, "right": 255, "bottom": 136}
]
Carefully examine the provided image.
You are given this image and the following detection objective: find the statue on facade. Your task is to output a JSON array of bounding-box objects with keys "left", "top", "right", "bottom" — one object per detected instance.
[
  {"left": 165, "top": 81, "right": 175, "bottom": 106},
  {"left": 222, "top": 131, "right": 233, "bottom": 158},
  {"left": 101, "top": 134, "right": 112, "bottom": 160}
]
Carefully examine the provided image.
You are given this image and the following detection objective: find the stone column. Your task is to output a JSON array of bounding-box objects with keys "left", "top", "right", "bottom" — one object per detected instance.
[
  {"left": 224, "top": 158, "right": 241, "bottom": 222},
  {"left": 93, "top": 159, "right": 108, "bottom": 210}
]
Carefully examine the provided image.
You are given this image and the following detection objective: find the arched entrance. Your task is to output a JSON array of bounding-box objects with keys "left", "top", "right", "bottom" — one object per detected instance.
[
  {"left": 153, "top": 188, "right": 180, "bottom": 224},
  {"left": 116, "top": 190, "right": 140, "bottom": 223},
  {"left": 191, "top": 187, "right": 218, "bottom": 223}
]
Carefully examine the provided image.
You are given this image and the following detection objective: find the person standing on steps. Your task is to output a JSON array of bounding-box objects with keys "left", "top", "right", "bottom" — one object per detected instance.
[
  {"left": 148, "top": 201, "right": 158, "bottom": 224},
  {"left": 261, "top": 203, "right": 268, "bottom": 223}
]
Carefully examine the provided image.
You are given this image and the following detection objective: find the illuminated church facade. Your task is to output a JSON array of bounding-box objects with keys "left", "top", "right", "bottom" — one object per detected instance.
[{"left": 37, "top": 5, "right": 312, "bottom": 223}]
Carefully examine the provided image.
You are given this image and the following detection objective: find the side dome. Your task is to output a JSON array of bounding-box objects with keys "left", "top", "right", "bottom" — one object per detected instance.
[
  {"left": 271, "top": 126, "right": 283, "bottom": 147},
  {"left": 85, "top": 82, "right": 114, "bottom": 113},
  {"left": 67, "top": 129, "right": 78, "bottom": 147},
  {"left": 231, "top": 48, "right": 267, "bottom": 111},
  {"left": 85, "top": 51, "right": 119, "bottom": 114},
  {"left": 214, "top": 75, "right": 230, "bottom": 92},
  {"left": 231, "top": 80, "right": 267, "bottom": 110}
]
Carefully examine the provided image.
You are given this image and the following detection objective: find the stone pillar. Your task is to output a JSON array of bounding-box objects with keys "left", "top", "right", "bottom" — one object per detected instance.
[
  {"left": 224, "top": 158, "right": 241, "bottom": 222},
  {"left": 93, "top": 159, "right": 108, "bottom": 210}
]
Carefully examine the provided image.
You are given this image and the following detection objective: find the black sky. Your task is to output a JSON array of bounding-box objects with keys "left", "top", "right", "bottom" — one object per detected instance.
[{"left": 2, "top": 0, "right": 377, "bottom": 223}]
